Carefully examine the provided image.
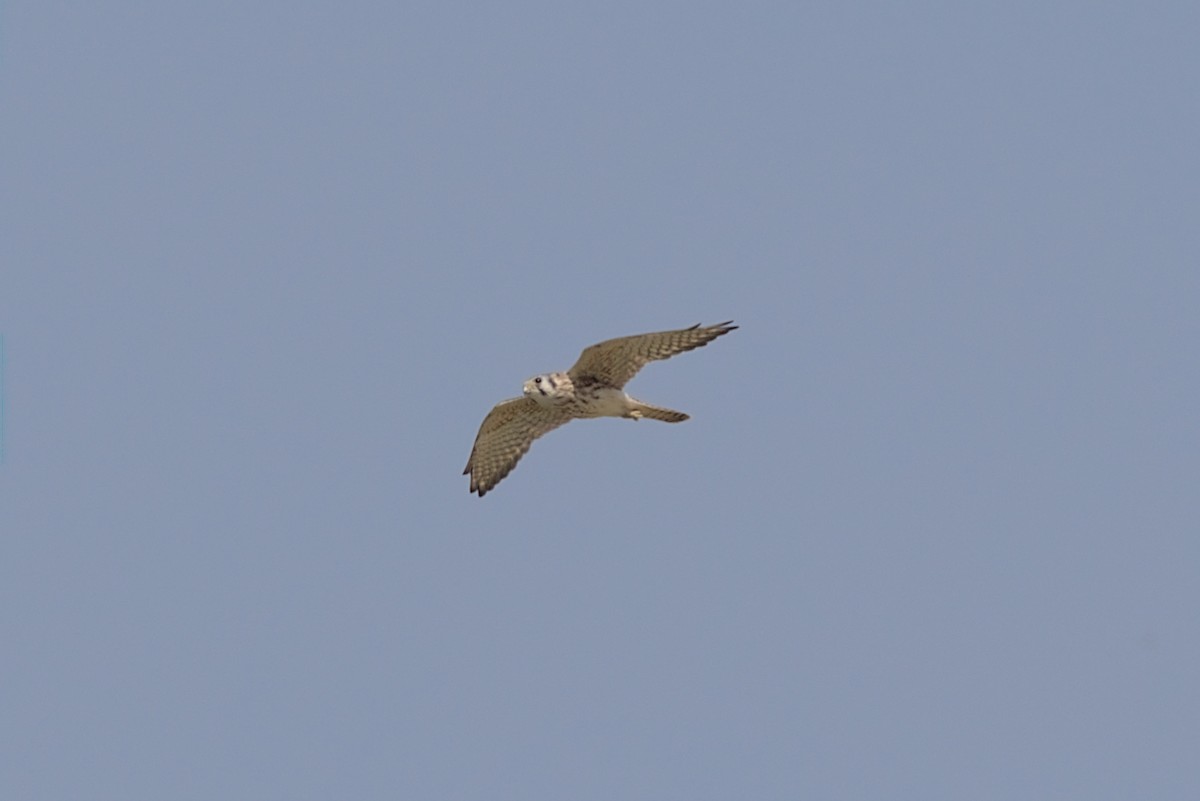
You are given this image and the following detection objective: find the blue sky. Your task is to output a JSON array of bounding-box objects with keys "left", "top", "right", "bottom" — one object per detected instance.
[{"left": 2, "top": 3, "right": 1198, "bottom": 799}]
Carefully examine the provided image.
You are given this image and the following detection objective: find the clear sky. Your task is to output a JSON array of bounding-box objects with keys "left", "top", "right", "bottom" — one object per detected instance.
[{"left": 3, "top": 3, "right": 1198, "bottom": 799}]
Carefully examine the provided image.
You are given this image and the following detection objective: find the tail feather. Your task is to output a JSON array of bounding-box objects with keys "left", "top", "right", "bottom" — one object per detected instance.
[{"left": 630, "top": 399, "right": 689, "bottom": 423}]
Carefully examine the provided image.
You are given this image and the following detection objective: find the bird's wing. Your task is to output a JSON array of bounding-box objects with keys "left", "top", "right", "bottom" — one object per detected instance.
[
  {"left": 567, "top": 321, "right": 737, "bottom": 388},
  {"left": 463, "top": 397, "right": 573, "bottom": 497}
]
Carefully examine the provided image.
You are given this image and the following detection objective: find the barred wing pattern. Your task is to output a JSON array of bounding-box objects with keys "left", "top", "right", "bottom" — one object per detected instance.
[
  {"left": 462, "top": 397, "right": 573, "bottom": 497},
  {"left": 567, "top": 321, "right": 738, "bottom": 389}
]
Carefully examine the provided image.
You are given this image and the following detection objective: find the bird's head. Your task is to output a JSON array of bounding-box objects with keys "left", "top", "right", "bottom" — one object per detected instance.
[{"left": 523, "top": 372, "right": 571, "bottom": 406}]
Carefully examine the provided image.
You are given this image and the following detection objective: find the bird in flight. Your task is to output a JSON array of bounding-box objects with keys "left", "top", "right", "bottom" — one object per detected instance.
[{"left": 463, "top": 321, "right": 737, "bottom": 496}]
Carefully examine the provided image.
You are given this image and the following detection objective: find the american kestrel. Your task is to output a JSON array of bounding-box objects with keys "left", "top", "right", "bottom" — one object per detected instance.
[{"left": 463, "top": 321, "right": 737, "bottom": 496}]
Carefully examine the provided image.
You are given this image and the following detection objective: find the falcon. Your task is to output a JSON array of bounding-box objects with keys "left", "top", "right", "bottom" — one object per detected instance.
[{"left": 463, "top": 321, "right": 737, "bottom": 496}]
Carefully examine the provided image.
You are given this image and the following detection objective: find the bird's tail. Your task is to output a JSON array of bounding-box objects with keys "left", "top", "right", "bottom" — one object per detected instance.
[{"left": 629, "top": 399, "right": 689, "bottom": 423}]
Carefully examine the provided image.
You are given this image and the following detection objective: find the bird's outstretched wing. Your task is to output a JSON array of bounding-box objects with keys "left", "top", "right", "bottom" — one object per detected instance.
[
  {"left": 567, "top": 321, "right": 737, "bottom": 388},
  {"left": 463, "top": 397, "right": 573, "bottom": 497}
]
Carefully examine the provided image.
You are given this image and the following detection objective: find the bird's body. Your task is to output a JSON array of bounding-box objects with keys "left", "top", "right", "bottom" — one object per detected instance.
[
  {"left": 523, "top": 371, "right": 678, "bottom": 420},
  {"left": 463, "top": 321, "right": 737, "bottom": 496}
]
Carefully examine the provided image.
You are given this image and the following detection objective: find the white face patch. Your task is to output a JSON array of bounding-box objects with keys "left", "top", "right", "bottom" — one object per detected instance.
[{"left": 524, "top": 376, "right": 558, "bottom": 406}]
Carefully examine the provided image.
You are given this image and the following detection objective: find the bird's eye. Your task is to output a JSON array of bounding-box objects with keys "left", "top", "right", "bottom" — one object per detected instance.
[{"left": 534, "top": 377, "right": 542, "bottom": 383}]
